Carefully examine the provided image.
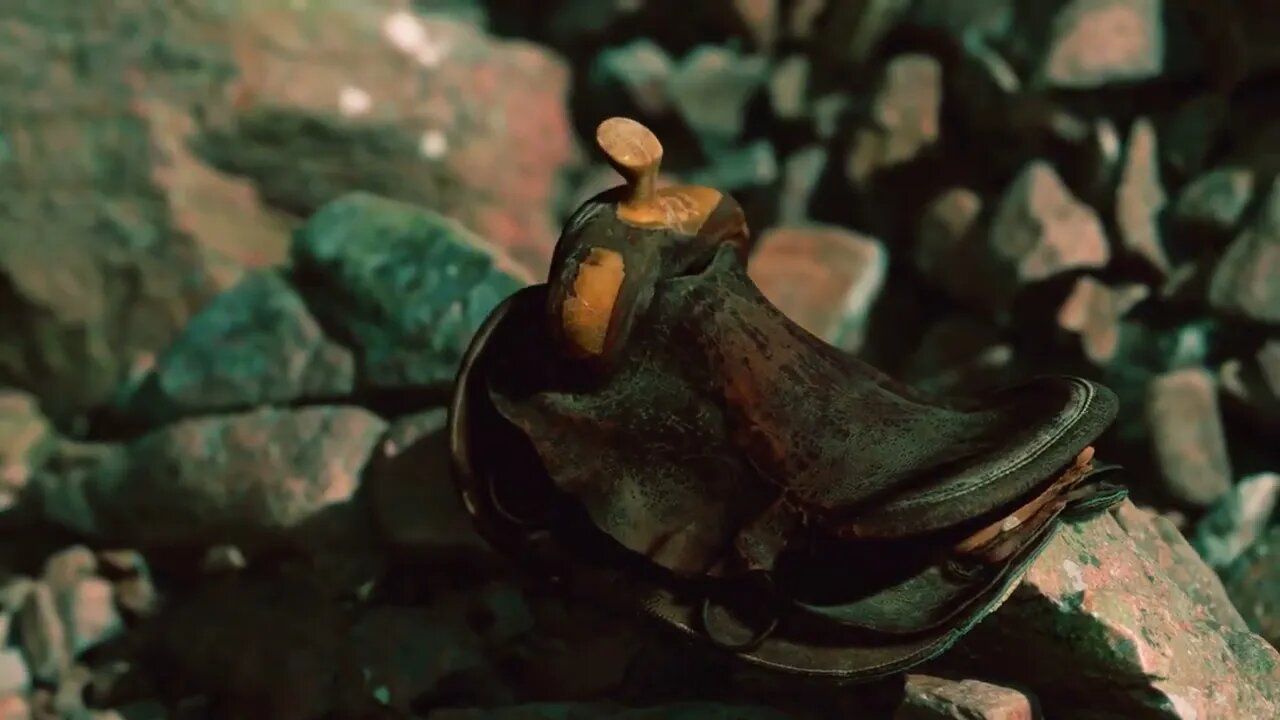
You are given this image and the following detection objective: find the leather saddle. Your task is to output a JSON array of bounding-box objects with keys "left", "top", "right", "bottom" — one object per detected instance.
[{"left": 448, "top": 118, "right": 1127, "bottom": 681}]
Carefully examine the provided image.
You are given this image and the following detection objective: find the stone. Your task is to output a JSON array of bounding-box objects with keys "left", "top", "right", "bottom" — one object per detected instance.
[
  {"left": 1223, "top": 525, "right": 1280, "bottom": 648},
  {"left": 667, "top": 46, "right": 769, "bottom": 153},
  {"left": 1111, "top": 501, "right": 1248, "bottom": 632},
  {"left": 733, "top": 0, "right": 779, "bottom": 50},
  {"left": 686, "top": 141, "right": 779, "bottom": 192},
  {"left": 1193, "top": 472, "right": 1280, "bottom": 571},
  {"left": 1057, "top": 277, "right": 1149, "bottom": 365},
  {"left": 33, "top": 406, "right": 386, "bottom": 549},
  {"left": 768, "top": 55, "right": 810, "bottom": 121},
  {"left": 985, "top": 161, "right": 1111, "bottom": 311},
  {"left": 41, "top": 547, "right": 97, "bottom": 593},
  {"left": 0, "top": 650, "right": 29, "bottom": 698},
  {"left": 200, "top": 8, "right": 578, "bottom": 277},
  {"left": 16, "top": 582, "right": 69, "bottom": 685},
  {"left": 1160, "top": 95, "right": 1229, "bottom": 180},
  {"left": 115, "top": 271, "right": 356, "bottom": 427},
  {"left": 1116, "top": 118, "right": 1171, "bottom": 272},
  {"left": 589, "top": 39, "right": 674, "bottom": 118},
  {"left": 428, "top": 704, "right": 793, "bottom": 720},
  {"left": 366, "top": 409, "right": 489, "bottom": 556},
  {"left": 62, "top": 578, "right": 125, "bottom": 656},
  {"left": 914, "top": 188, "right": 985, "bottom": 298},
  {"left": 1145, "top": 368, "right": 1233, "bottom": 508},
  {"left": 1219, "top": 339, "right": 1280, "bottom": 430},
  {"left": 1037, "top": 0, "right": 1166, "bottom": 89},
  {"left": 291, "top": 192, "right": 530, "bottom": 390},
  {"left": 1209, "top": 181, "right": 1280, "bottom": 324},
  {"left": 98, "top": 550, "right": 159, "bottom": 619},
  {"left": 0, "top": 694, "right": 29, "bottom": 720},
  {"left": 0, "top": 391, "right": 53, "bottom": 507},
  {"left": 777, "top": 145, "right": 828, "bottom": 226},
  {"left": 940, "top": 501, "right": 1280, "bottom": 718},
  {"left": 1173, "top": 167, "right": 1255, "bottom": 235},
  {"left": 845, "top": 54, "right": 943, "bottom": 186},
  {"left": 747, "top": 225, "right": 888, "bottom": 352},
  {"left": 896, "top": 675, "right": 1037, "bottom": 720}
]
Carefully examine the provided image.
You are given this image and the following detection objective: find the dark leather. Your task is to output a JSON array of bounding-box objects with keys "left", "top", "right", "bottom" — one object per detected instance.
[{"left": 448, "top": 241, "right": 1127, "bottom": 680}]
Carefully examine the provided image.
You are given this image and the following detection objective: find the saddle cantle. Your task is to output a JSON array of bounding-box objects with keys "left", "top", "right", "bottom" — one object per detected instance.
[{"left": 447, "top": 117, "right": 1128, "bottom": 680}]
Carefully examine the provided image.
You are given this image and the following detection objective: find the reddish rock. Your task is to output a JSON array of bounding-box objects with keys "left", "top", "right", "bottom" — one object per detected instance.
[
  {"left": 991, "top": 162, "right": 1110, "bottom": 283},
  {"left": 0, "top": 694, "right": 29, "bottom": 720},
  {"left": 1209, "top": 181, "right": 1280, "bottom": 324},
  {"left": 0, "top": 391, "right": 53, "bottom": 511},
  {"left": 33, "top": 406, "right": 386, "bottom": 549},
  {"left": 1037, "top": 0, "right": 1166, "bottom": 89},
  {"left": 1057, "top": 277, "right": 1149, "bottom": 365},
  {"left": 846, "top": 54, "right": 942, "bottom": 186},
  {"left": 896, "top": 675, "right": 1037, "bottom": 720},
  {"left": 733, "top": 0, "right": 779, "bottom": 51},
  {"left": 1145, "top": 368, "right": 1233, "bottom": 508},
  {"left": 1116, "top": 118, "right": 1171, "bottom": 272},
  {"left": 942, "top": 501, "right": 1280, "bottom": 718},
  {"left": 747, "top": 225, "right": 888, "bottom": 352}
]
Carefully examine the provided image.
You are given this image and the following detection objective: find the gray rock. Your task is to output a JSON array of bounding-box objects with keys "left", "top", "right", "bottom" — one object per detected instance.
[
  {"left": 590, "top": 39, "right": 674, "bottom": 117},
  {"left": 1173, "top": 167, "right": 1255, "bottom": 234},
  {"left": 769, "top": 55, "right": 809, "bottom": 121},
  {"left": 16, "top": 582, "right": 68, "bottom": 684},
  {"left": 896, "top": 674, "right": 1037, "bottom": 719},
  {"left": 1223, "top": 525, "right": 1280, "bottom": 649},
  {"left": 687, "top": 141, "right": 779, "bottom": 192},
  {"left": 1146, "top": 368, "right": 1233, "bottom": 508},
  {"left": 667, "top": 47, "right": 768, "bottom": 153},
  {"left": 291, "top": 193, "right": 529, "bottom": 390},
  {"left": 1037, "top": 0, "right": 1166, "bottom": 89},
  {"left": 1219, "top": 338, "right": 1280, "bottom": 430},
  {"left": 116, "top": 271, "right": 356, "bottom": 427},
  {"left": 1193, "top": 472, "right": 1280, "bottom": 571},
  {"left": 777, "top": 145, "right": 828, "bottom": 226},
  {"left": 1116, "top": 118, "right": 1171, "bottom": 272},
  {"left": 0, "top": 649, "right": 29, "bottom": 697}
]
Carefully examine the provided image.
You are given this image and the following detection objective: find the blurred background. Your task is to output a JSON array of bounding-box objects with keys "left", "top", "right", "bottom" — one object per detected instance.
[{"left": 1, "top": 0, "right": 1279, "bottom": 718}]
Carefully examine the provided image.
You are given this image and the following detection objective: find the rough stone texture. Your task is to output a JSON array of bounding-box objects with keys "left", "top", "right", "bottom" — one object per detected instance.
[
  {"left": 1223, "top": 525, "right": 1280, "bottom": 649},
  {"left": 1057, "top": 277, "right": 1149, "bottom": 365},
  {"left": 0, "top": 392, "right": 53, "bottom": 511},
  {"left": 291, "top": 192, "right": 530, "bottom": 390},
  {"left": 1219, "top": 338, "right": 1280, "bottom": 430},
  {"left": 1209, "top": 180, "right": 1280, "bottom": 324},
  {"left": 845, "top": 54, "right": 943, "bottom": 186},
  {"left": 941, "top": 502, "right": 1280, "bottom": 719},
  {"left": 115, "top": 271, "right": 356, "bottom": 427},
  {"left": 747, "top": 225, "right": 888, "bottom": 352},
  {"left": 985, "top": 161, "right": 1111, "bottom": 311},
  {"left": 1145, "top": 367, "right": 1234, "bottom": 508},
  {"left": 32, "top": 406, "right": 386, "bottom": 549},
  {"left": 1116, "top": 118, "right": 1170, "bottom": 272},
  {"left": 667, "top": 46, "right": 768, "bottom": 153},
  {"left": 896, "top": 675, "right": 1037, "bottom": 720},
  {"left": 1037, "top": 0, "right": 1165, "bottom": 89},
  {"left": 1110, "top": 501, "right": 1249, "bottom": 632},
  {"left": 198, "top": 4, "right": 578, "bottom": 278},
  {"left": 1193, "top": 472, "right": 1280, "bottom": 572}
]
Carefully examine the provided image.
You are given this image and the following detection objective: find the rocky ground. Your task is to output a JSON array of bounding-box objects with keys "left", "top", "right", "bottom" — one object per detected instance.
[{"left": 1, "top": 0, "right": 1279, "bottom": 718}]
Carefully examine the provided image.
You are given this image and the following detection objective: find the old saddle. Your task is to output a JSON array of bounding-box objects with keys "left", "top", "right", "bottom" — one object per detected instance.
[{"left": 448, "top": 117, "right": 1128, "bottom": 680}]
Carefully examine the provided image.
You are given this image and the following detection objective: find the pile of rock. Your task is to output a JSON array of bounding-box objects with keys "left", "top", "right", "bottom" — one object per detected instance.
[{"left": 2, "top": 0, "right": 1279, "bottom": 718}]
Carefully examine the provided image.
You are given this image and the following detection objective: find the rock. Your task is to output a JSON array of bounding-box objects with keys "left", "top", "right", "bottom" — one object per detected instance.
[
  {"left": 16, "top": 582, "right": 68, "bottom": 685},
  {"left": 41, "top": 547, "right": 97, "bottom": 593},
  {"left": 428, "top": 704, "right": 792, "bottom": 720},
  {"left": 292, "top": 193, "right": 529, "bottom": 391},
  {"left": 1193, "top": 472, "right": 1280, "bottom": 571},
  {"left": 733, "top": 0, "right": 780, "bottom": 51},
  {"left": 1219, "top": 338, "right": 1280, "bottom": 430},
  {"left": 1159, "top": 95, "right": 1229, "bottom": 180},
  {"left": 1057, "top": 277, "right": 1149, "bottom": 365},
  {"left": 1173, "top": 167, "right": 1255, "bottom": 235},
  {"left": 940, "top": 501, "right": 1280, "bottom": 718},
  {"left": 845, "top": 54, "right": 943, "bottom": 186},
  {"left": 114, "top": 271, "right": 356, "bottom": 427},
  {"left": 768, "top": 55, "right": 810, "bottom": 121},
  {"left": 97, "top": 551, "right": 159, "bottom": 619},
  {"left": 901, "top": 316, "right": 1016, "bottom": 395},
  {"left": 1037, "top": 0, "right": 1166, "bottom": 89},
  {"left": 201, "top": 8, "right": 578, "bottom": 277},
  {"left": 1111, "top": 501, "right": 1248, "bottom": 632},
  {"left": 896, "top": 675, "right": 1037, "bottom": 720},
  {"left": 914, "top": 187, "right": 985, "bottom": 298},
  {"left": 0, "top": 694, "right": 29, "bottom": 720},
  {"left": 686, "top": 141, "right": 779, "bottom": 192},
  {"left": 62, "top": 578, "right": 125, "bottom": 657},
  {"left": 1209, "top": 181, "right": 1280, "bottom": 324},
  {"left": 984, "top": 161, "right": 1111, "bottom": 311},
  {"left": 1116, "top": 118, "right": 1171, "bottom": 272},
  {"left": 1145, "top": 367, "right": 1233, "bottom": 508},
  {"left": 667, "top": 46, "right": 769, "bottom": 154},
  {"left": 33, "top": 406, "right": 386, "bottom": 549},
  {"left": 589, "top": 40, "right": 675, "bottom": 118},
  {"left": 1223, "top": 525, "right": 1280, "bottom": 648},
  {"left": 747, "top": 225, "right": 888, "bottom": 352},
  {"left": 366, "top": 409, "right": 489, "bottom": 556},
  {"left": 0, "top": 650, "right": 29, "bottom": 698},
  {"left": 777, "top": 145, "right": 828, "bottom": 226},
  {"left": 0, "top": 391, "right": 53, "bottom": 509}
]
